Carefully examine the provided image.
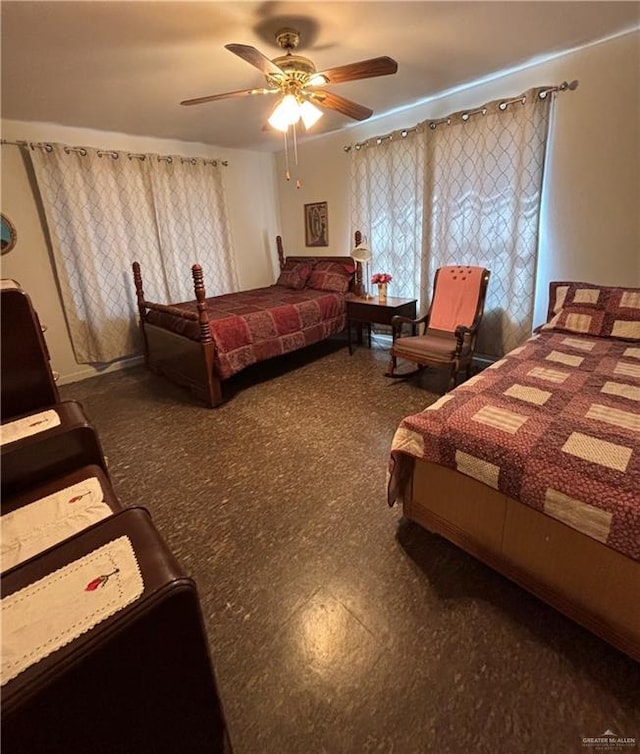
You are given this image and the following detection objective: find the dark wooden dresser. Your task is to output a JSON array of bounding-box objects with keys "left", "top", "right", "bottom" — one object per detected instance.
[{"left": 1, "top": 280, "right": 59, "bottom": 419}]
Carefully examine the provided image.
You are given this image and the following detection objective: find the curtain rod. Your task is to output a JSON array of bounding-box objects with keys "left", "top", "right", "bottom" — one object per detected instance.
[
  {"left": 0, "top": 138, "right": 229, "bottom": 166},
  {"left": 343, "top": 79, "right": 578, "bottom": 152}
]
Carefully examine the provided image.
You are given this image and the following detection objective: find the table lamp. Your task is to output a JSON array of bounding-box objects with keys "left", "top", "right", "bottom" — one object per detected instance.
[{"left": 351, "top": 243, "right": 372, "bottom": 299}]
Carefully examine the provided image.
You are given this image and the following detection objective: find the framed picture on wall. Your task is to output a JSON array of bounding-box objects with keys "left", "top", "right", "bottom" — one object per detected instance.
[{"left": 304, "top": 202, "right": 328, "bottom": 247}]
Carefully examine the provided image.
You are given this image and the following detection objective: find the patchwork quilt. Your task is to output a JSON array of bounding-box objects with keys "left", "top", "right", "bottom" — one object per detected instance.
[
  {"left": 388, "top": 331, "right": 640, "bottom": 561},
  {"left": 145, "top": 285, "right": 347, "bottom": 379}
]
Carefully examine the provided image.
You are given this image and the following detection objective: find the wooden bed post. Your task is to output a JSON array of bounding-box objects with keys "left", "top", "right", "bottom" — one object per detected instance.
[
  {"left": 132, "top": 262, "right": 146, "bottom": 319},
  {"left": 276, "top": 235, "right": 285, "bottom": 271},
  {"left": 132, "top": 261, "right": 150, "bottom": 365},
  {"left": 191, "top": 264, "right": 223, "bottom": 407},
  {"left": 191, "top": 264, "right": 212, "bottom": 345}
]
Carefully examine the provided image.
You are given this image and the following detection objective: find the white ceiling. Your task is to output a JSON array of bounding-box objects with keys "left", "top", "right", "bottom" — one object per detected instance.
[{"left": 2, "top": 1, "right": 638, "bottom": 152}]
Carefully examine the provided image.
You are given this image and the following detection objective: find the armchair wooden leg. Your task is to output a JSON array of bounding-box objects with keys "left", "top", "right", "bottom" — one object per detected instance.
[
  {"left": 447, "top": 364, "right": 458, "bottom": 392},
  {"left": 386, "top": 353, "right": 397, "bottom": 377},
  {"left": 386, "top": 355, "right": 423, "bottom": 380}
]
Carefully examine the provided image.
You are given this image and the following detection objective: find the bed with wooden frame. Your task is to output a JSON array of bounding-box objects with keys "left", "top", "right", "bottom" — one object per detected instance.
[
  {"left": 132, "top": 235, "right": 363, "bottom": 407},
  {"left": 388, "top": 281, "right": 640, "bottom": 661}
]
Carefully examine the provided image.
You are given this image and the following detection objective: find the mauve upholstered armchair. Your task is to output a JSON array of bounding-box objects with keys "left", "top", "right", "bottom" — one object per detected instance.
[{"left": 386, "top": 265, "right": 490, "bottom": 391}]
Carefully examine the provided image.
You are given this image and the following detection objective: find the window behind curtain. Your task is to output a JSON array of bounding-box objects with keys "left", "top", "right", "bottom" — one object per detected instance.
[
  {"left": 29, "top": 145, "right": 238, "bottom": 364},
  {"left": 351, "top": 133, "right": 425, "bottom": 302},
  {"left": 351, "top": 88, "right": 552, "bottom": 357}
]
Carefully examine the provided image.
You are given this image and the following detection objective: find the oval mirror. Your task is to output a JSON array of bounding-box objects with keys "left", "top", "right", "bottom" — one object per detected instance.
[{"left": 1, "top": 214, "right": 17, "bottom": 255}]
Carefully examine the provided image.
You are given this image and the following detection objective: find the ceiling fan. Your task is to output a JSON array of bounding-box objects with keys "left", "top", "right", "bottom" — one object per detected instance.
[{"left": 180, "top": 28, "right": 398, "bottom": 132}]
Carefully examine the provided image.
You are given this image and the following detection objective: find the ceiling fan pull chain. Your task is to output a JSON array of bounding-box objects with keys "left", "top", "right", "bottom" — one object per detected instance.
[
  {"left": 293, "top": 123, "right": 301, "bottom": 189},
  {"left": 284, "top": 129, "right": 291, "bottom": 181}
]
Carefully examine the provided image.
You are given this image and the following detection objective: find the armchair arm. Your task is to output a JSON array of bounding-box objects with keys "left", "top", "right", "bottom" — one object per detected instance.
[
  {"left": 390, "top": 312, "right": 430, "bottom": 341},
  {"left": 454, "top": 323, "right": 479, "bottom": 354},
  {"left": 453, "top": 268, "right": 490, "bottom": 352}
]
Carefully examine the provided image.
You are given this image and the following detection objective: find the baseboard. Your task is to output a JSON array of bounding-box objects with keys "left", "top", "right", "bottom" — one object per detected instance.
[
  {"left": 56, "top": 356, "right": 144, "bottom": 386},
  {"left": 473, "top": 353, "right": 498, "bottom": 369}
]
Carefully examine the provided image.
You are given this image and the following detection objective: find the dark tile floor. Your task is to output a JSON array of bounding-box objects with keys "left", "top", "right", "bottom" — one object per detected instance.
[{"left": 62, "top": 336, "right": 640, "bottom": 754}]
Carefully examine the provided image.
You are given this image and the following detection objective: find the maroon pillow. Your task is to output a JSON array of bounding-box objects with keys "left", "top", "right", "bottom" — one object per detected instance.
[
  {"left": 307, "top": 261, "right": 355, "bottom": 293},
  {"left": 275, "top": 261, "right": 314, "bottom": 290},
  {"left": 541, "top": 281, "right": 640, "bottom": 340}
]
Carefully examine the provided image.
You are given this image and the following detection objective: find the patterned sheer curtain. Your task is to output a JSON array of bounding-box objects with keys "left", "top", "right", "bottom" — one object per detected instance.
[
  {"left": 424, "top": 89, "right": 551, "bottom": 355},
  {"left": 148, "top": 157, "right": 238, "bottom": 301},
  {"left": 351, "top": 88, "right": 552, "bottom": 356},
  {"left": 351, "top": 131, "right": 425, "bottom": 301},
  {"left": 29, "top": 144, "right": 238, "bottom": 363}
]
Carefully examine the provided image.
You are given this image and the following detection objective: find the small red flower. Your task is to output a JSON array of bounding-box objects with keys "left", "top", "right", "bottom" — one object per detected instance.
[
  {"left": 85, "top": 569, "right": 120, "bottom": 592},
  {"left": 68, "top": 492, "right": 90, "bottom": 504}
]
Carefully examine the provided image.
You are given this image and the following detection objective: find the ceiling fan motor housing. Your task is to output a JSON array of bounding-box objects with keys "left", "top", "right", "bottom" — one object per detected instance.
[
  {"left": 268, "top": 55, "right": 317, "bottom": 87},
  {"left": 268, "top": 28, "right": 319, "bottom": 90}
]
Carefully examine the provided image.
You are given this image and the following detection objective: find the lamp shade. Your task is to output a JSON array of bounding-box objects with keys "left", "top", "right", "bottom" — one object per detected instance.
[
  {"left": 300, "top": 100, "right": 323, "bottom": 130},
  {"left": 351, "top": 244, "right": 372, "bottom": 263},
  {"left": 268, "top": 95, "right": 301, "bottom": 132}
]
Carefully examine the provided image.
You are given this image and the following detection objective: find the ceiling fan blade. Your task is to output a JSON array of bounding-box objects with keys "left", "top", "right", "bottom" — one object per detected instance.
[
  {"left": 308, "top": 90, "right": 373, "bottom": 121},
  {"left": 180, "top": 88, "right": 277, "bottom": 106},
  {"left": 225, "top": 43, "right": 285, "bottom": 77},
  {"left": 312, "top": 56, "right": 398, "bottom": 85}
]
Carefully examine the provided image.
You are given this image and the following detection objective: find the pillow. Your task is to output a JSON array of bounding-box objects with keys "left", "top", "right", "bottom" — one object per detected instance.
[
  {"left": 540, "top": 281, "right": 640, "bottom": 340},
  {"left": 275, "top": 261, "right": 314, "bottom": 290},
  {"left": 307, "top": 260, "right": 355, "bottom": 293}
]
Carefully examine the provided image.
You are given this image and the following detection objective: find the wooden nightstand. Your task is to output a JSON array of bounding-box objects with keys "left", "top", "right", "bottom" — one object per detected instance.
[{"left": 346, "top": 295, "right": 417, "bottom": 355}]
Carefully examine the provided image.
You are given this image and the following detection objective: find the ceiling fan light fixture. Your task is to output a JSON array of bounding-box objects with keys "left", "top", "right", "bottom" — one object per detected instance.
[
  {"left": 300, "top": 100, "right": 323, "bottom": 130},
  {"left": 268, "top": 94, "right": 301, "bottom": 132},
  {"left": 267, "top": 108, "right": 289, "bottom": 133}
]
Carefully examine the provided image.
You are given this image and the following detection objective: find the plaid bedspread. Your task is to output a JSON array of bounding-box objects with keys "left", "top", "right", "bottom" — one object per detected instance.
[
  {"left": 145, "top": 285, "right": 346, "bottom": 379},
  {"left": 388, "top": 331, "right": 640, "bottom": 561}
]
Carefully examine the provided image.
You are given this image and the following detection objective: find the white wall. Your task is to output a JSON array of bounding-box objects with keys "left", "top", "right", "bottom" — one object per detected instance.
[
  {"left": 0, "top": 120, "right": 281, "bottom": 383},
  {"left": 276, "top": 30, "right": 640, "bottom": 327}
]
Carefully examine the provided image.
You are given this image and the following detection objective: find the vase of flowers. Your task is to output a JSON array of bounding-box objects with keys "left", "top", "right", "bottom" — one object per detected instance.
[{"left": 371, "top": 273, "right": 393, "bottom": 302}]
